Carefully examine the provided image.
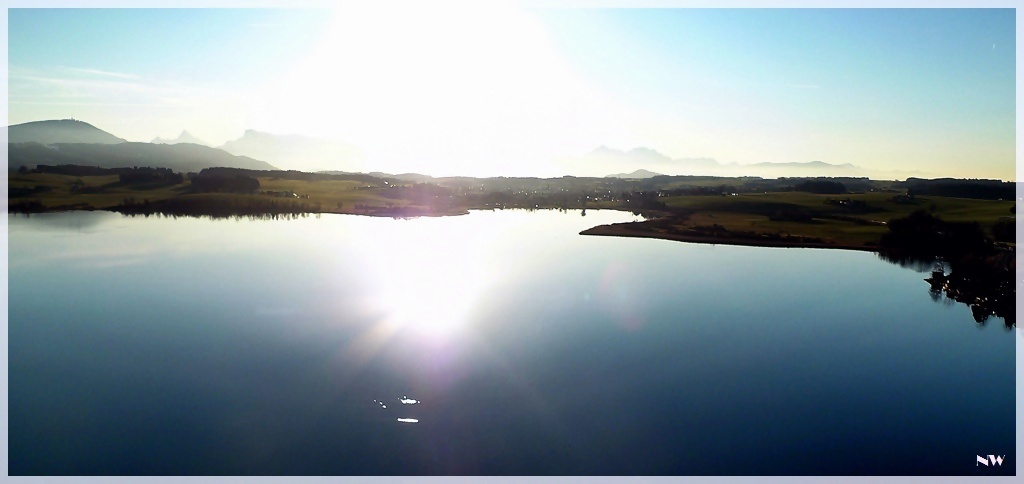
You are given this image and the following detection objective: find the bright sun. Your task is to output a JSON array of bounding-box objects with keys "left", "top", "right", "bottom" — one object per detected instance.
[{"left": 247, "top": 1, "right": 633, "bottom": 177}]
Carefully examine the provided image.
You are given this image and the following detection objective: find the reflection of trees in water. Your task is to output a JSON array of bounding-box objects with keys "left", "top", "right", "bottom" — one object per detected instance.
[
  {"left": 877, "top": 210, "right": 1014, "bottom": 329},
  {"left": 878, "top": 251, "right": 1015, "bottom": 329},
  {"left": 9, "top": 210, "right": 115, "bottom": 232},
  {"left": 118, "top": 211, "right": 315, "bottom": 222},
  {"left": 878, "top": 252, "right": 938, "bottom": 273},
  {"left": 113, "top": 195, "right": 320, "bottom": 220}
]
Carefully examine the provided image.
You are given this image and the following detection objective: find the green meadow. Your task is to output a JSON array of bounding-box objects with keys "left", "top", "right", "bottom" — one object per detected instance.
[{"left": 656, "top": 191, "right": 1014, "bottom": 247}]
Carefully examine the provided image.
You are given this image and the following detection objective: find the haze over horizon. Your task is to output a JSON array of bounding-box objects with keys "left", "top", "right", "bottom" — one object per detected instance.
[{"left": 7, "top": 5, "right": 1017, "bottom": 180}]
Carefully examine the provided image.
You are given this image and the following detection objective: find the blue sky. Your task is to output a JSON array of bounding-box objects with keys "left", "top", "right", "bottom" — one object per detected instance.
[
  {"left": 6, "top": 6, "right": 1017, "bottom": 180},
  {"left": 10, "top": 9, "right": 332, "bottom": 89}
]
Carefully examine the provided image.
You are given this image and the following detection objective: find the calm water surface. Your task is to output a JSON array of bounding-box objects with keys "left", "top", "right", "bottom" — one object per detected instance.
[{"left": 7, "top": 210, "right": 1016, "bottom": 475}]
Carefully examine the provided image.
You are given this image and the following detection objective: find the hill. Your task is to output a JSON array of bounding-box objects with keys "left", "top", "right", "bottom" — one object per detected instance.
[
  {"left": 7, "top": 119, "right": 126, "bottom": 145},
  {"left": 606, "top": 169, "right": 666, "bottom": 179},
  {"left": 8, "top": 142, "right": 277, "bottom": 173}
]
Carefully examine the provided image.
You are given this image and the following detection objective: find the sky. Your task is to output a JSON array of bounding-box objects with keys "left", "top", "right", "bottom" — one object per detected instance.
[{"left": 5, "top": 4, "right": 1018, "bottom": 180}]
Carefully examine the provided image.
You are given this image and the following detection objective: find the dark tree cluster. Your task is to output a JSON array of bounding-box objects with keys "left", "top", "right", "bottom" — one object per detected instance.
[
  {"left": 743, "top": 177, "right": 870, "bottom": 193},
  {"left": 943, "top": 252, "right": 1016, "bottom": 327},
  {"left": 879, "top": 210, "right": 1014, "bottom": 327},
  {"left": 32, "top": 164, "right": 186, "bottom": 186},
  {"left": 200, "top": 167, "right": 385, "bottom": 185},
  {"left": 794, "top": 180, "right": 847, "bottom": 194},
  {"left": 897, "top": 178, "right": 1015, "bottom": 201},
  {"left": 879, "top": 210, "right": 990, "bottom": 260},
  {"left": 118, "top": 167, "right": 184, "bottom": 185},
  {"left": 9, "top": 186, "right": 52, "bottom": 198},
  {"left": 34, "top": 164, "right": 122, "bottom": 176}
]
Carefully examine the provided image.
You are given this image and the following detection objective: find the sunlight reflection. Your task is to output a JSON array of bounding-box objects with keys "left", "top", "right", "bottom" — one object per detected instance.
[
  {"left": 350, "top": 215, "right": 502, "bottom": 342},
  {"left": 598, "top": 261, "right": 647, "bottom": 331},
  {"left": 331, "top": 211, "right": 641, "bottom": 408}
]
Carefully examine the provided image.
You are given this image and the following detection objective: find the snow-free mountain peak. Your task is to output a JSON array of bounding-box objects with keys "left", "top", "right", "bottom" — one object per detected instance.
[
  {"left": 8, "top": 119, "right": 126, "bottom": 145},
  {"left": 151, "top": 130, "right": 209, "bottom": 146}
]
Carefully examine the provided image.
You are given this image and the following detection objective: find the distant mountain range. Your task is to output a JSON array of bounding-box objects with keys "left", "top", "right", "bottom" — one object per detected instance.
[
  {"left": 8, "top": 119, "right": 368, "bottom": 174},
  {"left": 152, "top": 130, "right": 209, "bottom": 146},
  {"left": 589, "top": 146, "right": 721, "bottom": 176},
  {"left": 7, "top": 119, "right": 276, "bottom": 172},
  {"left": 606, "top": 169, "right": 665, "bottom": 179},
  {"left": 147, "top": 128, "right": 364, "bottom": 172},
  {"left": 219, "top": 130, "right": 362, "bottom": 172},
  {"left": 590, "top": 146, "right": 890, "bottom": 180},
  {"left": 7, "top": 120, "right": 928, "bottom": 180},
  {"left": 319, "top": 170, "right": 436, "bottom": 183}
]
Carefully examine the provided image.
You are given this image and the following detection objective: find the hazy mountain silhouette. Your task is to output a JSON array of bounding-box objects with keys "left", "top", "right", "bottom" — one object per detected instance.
[
  {"left": 581, "top": 146, "right": 721, "bottom": 176},
  {"left": 588, "top": 145, "right": 672, "bottom": 166},
  {"left": 8, "top": 119, "right": 126, "bottom": 145},
  {"left": 574, "top": 145, "right": 882, "bottom": 179},
  {"left": 152, "top": 130, "right": 209, "bottom": 146},
  {"left": 740, "top": 160, "right": 867, "bottom": 178},
  {"left": 318, "top": 171, "right": 436, "bottom": 183},
  {"left": 220, "top": 130, "right": 362, "bottom": 172},
  {"left": 9, "top": 142, "right": 278, "bottom": 172},
  {"left": 367, "top": 172, "right": 436, "bottom": 182},
  {"left": 606, "top": 169, "right": 666, "bottom": 179}
]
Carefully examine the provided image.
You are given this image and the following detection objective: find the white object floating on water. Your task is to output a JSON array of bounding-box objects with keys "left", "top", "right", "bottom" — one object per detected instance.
[
  {"left": 397, "top": 418, "right": 419, "bottom": 423},
  {"left": 399, "top": 396, "right": 420, "bottom": 405}
]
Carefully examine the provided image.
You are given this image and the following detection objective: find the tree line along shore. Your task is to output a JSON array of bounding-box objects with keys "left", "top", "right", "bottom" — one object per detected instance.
[{"left": 9, "top": 164, "right": 1015, "bottom": 250}]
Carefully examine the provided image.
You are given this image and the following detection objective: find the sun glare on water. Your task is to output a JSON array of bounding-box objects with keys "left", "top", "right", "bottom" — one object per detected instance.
[{"left": 352, "top": 215, "right": 500, "bottom": 341}]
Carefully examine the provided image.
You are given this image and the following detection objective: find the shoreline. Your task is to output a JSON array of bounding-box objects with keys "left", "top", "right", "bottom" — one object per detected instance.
[
  {"left": 0, "top": 207, "right": 988, "bottom": 257},
  {"left": 580, "top": 220, "right": 880, "bottom": 252},
  {"left": 7, "top": 205, "right": 608, "bottom": 219},
  {"left": 8, "top": 204, "right": 471, "bottom": 219}
]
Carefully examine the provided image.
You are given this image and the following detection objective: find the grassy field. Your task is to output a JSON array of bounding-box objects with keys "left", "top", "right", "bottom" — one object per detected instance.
[
  {"left": 656, "top": 191, "right": 1015, "bottom": 247},
  {"left": 256, "top": 177, "right": 459, "bottom": 213},
  {"left": 8, "top": 172, "right": 188, "bottom": 210},
  {"left": 8, "top": 173, "right": 467, "bottom": 215}
]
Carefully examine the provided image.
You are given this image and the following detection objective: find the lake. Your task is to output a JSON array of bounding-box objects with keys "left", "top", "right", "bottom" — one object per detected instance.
[{"left": 6, "top": 210, "right": 1016, "bottom": 475}]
